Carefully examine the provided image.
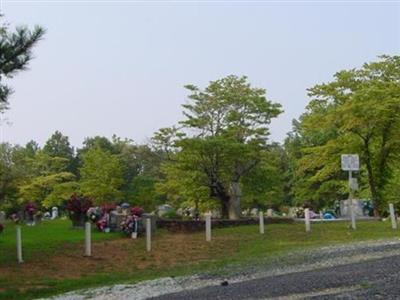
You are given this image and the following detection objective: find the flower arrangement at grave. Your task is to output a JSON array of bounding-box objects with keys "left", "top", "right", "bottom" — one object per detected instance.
[
  {"left": 66, "top": 193, "right": 93, "bottom": 227},
  {"left": 10, "top": 213, "right": 21, "bottom": 224},
  {"left": 102, "top": 203, "right": 117, "bottom": 214},
  {"left": 86, "top": 207, "right": 102, "bottom": 223},
  {"left": 120, "top": 206, "right": 144, "bottom": 237},
  {"left": 96, "top": 203, "right": 116, "bottom": 232},
  {"left": 24, "top": 202, "right": 37, "bottom": 225}
]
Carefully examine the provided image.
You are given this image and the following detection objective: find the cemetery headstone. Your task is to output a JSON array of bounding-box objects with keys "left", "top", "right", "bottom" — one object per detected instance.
[
  {"left": 0, "top": 211, "right": 5, "bottom": 223},
  {"left": 51, "top": 207, "right": 59, "bottom": 219}
]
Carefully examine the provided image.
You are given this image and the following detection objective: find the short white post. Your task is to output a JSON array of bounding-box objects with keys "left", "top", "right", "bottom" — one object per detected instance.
[
  {"left": 259, "top": 211, "right": 265, "bottom": 234},
  {"left": 205, "top": 213, "right": 211, "bottom": 242},
  {"left": 16, "top": 225, "right": 23, "bottom": 263},
  {"left": 85, "top": 222, "right": 91, "bottom": 256},
  {"left": 146, "top": 218, "right": 151, "bottom": 252},
  {"left": 389, "top": 203, "right": 397, "bottom": 230},
  {"left": 349, "top": 200, "right": 357, "bottom": 230},
  {"left": 305, "top": 208, "right": 311, "bottom": 233}
]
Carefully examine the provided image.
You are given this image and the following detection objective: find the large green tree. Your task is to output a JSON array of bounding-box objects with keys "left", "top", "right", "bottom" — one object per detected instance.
[
  {"left": 155, "top": 75, "right": 282, "bottom": 219},
  {"left": 0, "top": 18, "right": 45, "bottom": 110},
  {"left": 289, "top": 55, "right": 400, "bottom": 213},
  {"left": 79, "top": 146, "right": 124, "bottom": 203}
]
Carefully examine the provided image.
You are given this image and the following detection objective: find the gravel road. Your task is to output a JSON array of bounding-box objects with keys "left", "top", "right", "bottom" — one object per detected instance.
[
  {"left": 45, "top": 239, "right": 400, "bottom": 300},
  {"left": 152, "top": 254, "right": 400, "bottom": 299}
]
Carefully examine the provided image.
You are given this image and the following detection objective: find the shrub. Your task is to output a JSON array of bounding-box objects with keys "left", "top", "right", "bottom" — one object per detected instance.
[
  {"left": 66, "top": 193, "right": 93, "bottom": 226},
  {"left": 161, "top": 209, "right": 181, "bottom": 220}
]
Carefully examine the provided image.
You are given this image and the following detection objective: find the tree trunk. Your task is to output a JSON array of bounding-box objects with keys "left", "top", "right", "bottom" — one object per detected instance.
[
  {"left": 228, "top": 181, "right": 242, "bottom": 220},
  {"left": 221, "top": 200, "right": 229, "bottom": 219},
  {"left": 363, "top": 139, "right": 381, "bottom": 215}
]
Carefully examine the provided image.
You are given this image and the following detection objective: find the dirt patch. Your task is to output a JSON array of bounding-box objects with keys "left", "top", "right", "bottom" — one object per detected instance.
[{"left": 0, "top": 231, "right": 238, "bottom": 289}]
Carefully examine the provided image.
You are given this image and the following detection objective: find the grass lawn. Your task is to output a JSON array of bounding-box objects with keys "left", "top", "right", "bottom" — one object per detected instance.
[{"left": 0, "top": 219, "right": 399, "bottom": 299}]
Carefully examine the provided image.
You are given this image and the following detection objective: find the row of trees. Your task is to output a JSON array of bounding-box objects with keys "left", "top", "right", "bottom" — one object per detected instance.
[
  {"left": 0, "top": 16, "right": 399, "bottom": 218},
  {"left": 0, "top": 133, "right": 164, "bottom": 213},
  {"left": 1, "top": 57, "right": 399, "bottom": 218}
]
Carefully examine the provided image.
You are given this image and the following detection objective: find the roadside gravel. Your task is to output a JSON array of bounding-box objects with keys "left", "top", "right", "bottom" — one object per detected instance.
[{"left": 42, "top": 239, "right": 400, "bottom": 300}]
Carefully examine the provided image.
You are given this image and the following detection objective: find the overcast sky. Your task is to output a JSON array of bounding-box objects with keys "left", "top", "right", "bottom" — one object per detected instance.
[{"left": 0, "top": 0, "right": 399, "bottom": 148}]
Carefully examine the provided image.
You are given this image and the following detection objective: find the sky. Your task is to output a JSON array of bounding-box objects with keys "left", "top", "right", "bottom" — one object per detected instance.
[{"left": 0, "top": 0, "right": 399, "bottom": 148}]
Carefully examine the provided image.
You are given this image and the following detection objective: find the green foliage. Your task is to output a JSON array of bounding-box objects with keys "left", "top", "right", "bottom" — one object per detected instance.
[
  {"left": 19, "top": 172, "right": 77, "bottom": 206},
  {"left": 79, "top": 146, "right": 124, "bottom": 204},
  {"left": 0, "top": 18, "right": 45, "bottom": 110},
  {"left": 155, "top": 75, "right": 283, "bottom": 219},
  {"left": 43, "top": 131, "right": 75, "bottom": 172},
  {"left": 129, "top": 175, "right": 160, "bottom": 211},
  {"left": 160, "top": 208, "right": 181, "bottom": 219},
  {"left": 287, "top": 55, "right": 400, "bottom": 213}
]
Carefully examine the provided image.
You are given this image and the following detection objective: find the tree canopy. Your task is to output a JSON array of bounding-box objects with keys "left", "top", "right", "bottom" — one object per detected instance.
[{"left": 0, "top": 18, "right": 45, "bottom": 110}]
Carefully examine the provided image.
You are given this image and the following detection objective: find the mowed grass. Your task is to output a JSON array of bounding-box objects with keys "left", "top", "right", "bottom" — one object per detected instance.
[
  {"left": 0, "top": 219, "right": 399, "bottom": 299},
  {"left": 0, "top": 219, "right": 118, "bottom": 264}
]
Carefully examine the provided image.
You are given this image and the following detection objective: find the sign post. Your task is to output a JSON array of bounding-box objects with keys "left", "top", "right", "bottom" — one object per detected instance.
[{"left": 341, "top": 154, "right": 359, "bottom": 230}]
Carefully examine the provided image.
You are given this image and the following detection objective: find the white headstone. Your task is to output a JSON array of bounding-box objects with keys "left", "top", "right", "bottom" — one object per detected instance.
[
  {"left": 267, "top": 209, "right": 273, "bottom": 217},
  {"left": 0, "top": 211, "right": 5, "bottom": 223},
  {"left": 51, "top": 207, "right": 59, "bottom": 219}
]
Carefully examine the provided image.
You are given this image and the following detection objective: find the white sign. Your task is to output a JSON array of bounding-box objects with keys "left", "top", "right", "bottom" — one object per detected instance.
[{"left": 341, "top": 154, "right": 359, "bottom": 171}]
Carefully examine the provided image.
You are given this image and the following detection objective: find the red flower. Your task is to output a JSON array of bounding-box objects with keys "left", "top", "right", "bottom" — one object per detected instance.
[
  {"left": 131, "top": 207, "right": 144, "bottom": 217},
  {"left": 66, "top": 193, "right": 93, "bottom": 214},
  {"left": 102, "top": 203, "right": 116, "bottom": 214}
]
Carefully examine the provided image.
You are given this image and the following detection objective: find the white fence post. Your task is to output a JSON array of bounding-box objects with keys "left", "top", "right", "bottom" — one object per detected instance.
[
  {"left": 85, "top": 222, "right": 91, "bottom": 256},
  {"left": 146, "top": 218, "right": 151, "bottom": 252},
  {"left": 349, "top": 200, "right": 357, "bottom": 230},
  {"left": 16, "top": 225, "right": 23, "bottom": 263},
  {"left": 389, "top": 203, "right": 397, "bottom": 230},
  {"left": 259, "top": 211, "right": 265, "bottom": 234},
  {"left": 305, "top": 208, "right": 311, "bottom": 233},
  {"left": 205, "top": 213, "right": 211, "bottom": 242}
]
